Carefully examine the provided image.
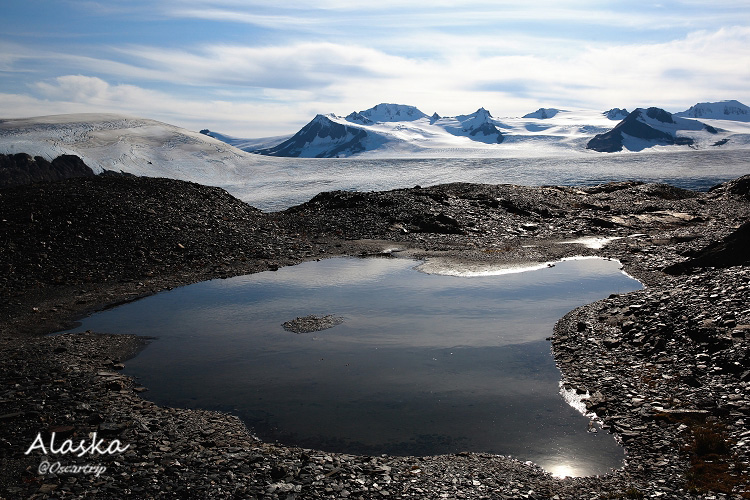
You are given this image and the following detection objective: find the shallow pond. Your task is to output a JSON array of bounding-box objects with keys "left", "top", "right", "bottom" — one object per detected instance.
[{"left": 65, "top": 256, "right": 642, "bottom": 477}]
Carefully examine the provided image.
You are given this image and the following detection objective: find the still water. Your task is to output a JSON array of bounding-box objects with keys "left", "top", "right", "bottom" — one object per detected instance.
[
  {"left": 65, "top": 256, "right": 642, "bottom": 476},
  {"left": 234, "top": 149, "right": 750, "bottom": 211}
]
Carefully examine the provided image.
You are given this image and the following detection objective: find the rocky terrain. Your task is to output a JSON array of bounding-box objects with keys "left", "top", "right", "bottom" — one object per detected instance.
[
  {"left": 0, "top": 154, "right": 95, "bottom": 189},
  {"left": 1, "top": 169, "right": 749, "bottom": 498}
]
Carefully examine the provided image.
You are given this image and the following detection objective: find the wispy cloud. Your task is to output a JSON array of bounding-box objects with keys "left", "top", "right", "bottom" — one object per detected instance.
[
  {"left": 2, "top": 0, "right": 750, "bottom": 135},
  {"left": 9, "top": 24, "right": 748, "bottom": 136},
  {"left": 4, "top": 75, "right": 310, "bottom": 136},
  {"left": 163, "top": 0, "right": 746, "bottom": 33}
]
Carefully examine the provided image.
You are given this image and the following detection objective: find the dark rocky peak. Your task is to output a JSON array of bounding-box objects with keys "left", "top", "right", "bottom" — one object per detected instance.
[
  {"left": 256, "top": 114, "right": 367, "bottom": 158},
  {"left": 644, "top": 107, "right": 675, "bottom": 124},
  {"left": 586, "top": 107, "right": 691, "bottom": 152}
]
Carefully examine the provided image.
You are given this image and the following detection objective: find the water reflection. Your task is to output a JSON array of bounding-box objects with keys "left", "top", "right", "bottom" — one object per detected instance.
[{"left": 64, "top": 257, "right": 642, "bottom": 475}]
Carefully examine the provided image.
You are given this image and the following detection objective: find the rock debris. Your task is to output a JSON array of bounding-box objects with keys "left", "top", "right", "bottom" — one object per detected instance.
[{"left": 1, "top": 173, "right": 749, "bottom": 498}]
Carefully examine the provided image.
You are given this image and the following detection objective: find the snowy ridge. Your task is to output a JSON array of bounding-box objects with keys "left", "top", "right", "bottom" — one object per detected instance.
[
  {"left": 604, "top": 108, "right": 630, "bottom": 120},
  {"left": 0, "top": 113, "right": 273, "bottom": 187},
  {"left": 346, "top": 103, "right": 428, "bottom": 124},
  {"left": 675, "top": 100, "right": 750, "bottom": 122},
  {"left": 523, "top": 108, "right": 564, "bottom": 119},
  {"left": 586, "top": 106, "right": 750, "bottom": 152}
]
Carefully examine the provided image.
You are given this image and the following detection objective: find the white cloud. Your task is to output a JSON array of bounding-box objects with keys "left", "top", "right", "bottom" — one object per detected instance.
[
  {"left": 163, "top": 0, "right": 747, "bottom": 33},
  {"left": 3, "top": 25, "right": 750, "bottom": 136},
  {"left": 4, "top": 75, "right": 308, "bottom": 136}
]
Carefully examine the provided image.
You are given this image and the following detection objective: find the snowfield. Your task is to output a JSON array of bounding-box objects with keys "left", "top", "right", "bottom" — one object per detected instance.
[{"left": 0, "top": 114, "right": 274, "bottom": 184}]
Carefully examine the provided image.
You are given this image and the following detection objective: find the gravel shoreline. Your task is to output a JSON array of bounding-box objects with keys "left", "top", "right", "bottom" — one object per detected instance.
[{"left": 1, "top": 174, "right": 749, "bottom": 498}]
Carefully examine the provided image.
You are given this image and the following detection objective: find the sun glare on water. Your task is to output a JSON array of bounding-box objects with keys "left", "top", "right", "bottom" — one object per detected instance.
[{"left": 549, "top": 463, "right": 577, "bottom": 479}]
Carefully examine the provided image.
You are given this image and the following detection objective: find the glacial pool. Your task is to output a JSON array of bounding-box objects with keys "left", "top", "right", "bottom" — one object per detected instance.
[{"left": 64, "top": 256, "right": 642, "bottom": 477}]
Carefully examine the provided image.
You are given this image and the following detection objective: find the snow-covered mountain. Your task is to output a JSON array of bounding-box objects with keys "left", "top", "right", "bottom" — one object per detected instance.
[
  {"left": 212, "top": 101, "right": 749, "bottom": 157},
  {"left": 675, "top": 100, "right": 750, "bottom": 122},
  {"left": 346, "top": 103, "right": 427, "bottom": 124},
  {"left": 256, "top": 114, "right": 376, "bottom": 158},
  {"left": 249, "top": 103, "right": 634, "bottom": 158},
  {"left": 603, "top": 108, "right": 629, "bottom": 120},
  {"left": 586, "top": 107, "right": 726, "bottom": 152},
  {"left": 0, "top": 113, "right": 269, "bottom": 185},
  {"left": 256, "top": 104, "right": 513, "bottom": 158},
  {"left": 433, "top": 107, "right": 505, "bottom": 144}
]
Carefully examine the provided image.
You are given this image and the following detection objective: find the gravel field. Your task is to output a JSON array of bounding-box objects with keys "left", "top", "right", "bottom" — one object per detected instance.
[{"left": 1, "top": 171, "right": 749, "bottom": 499}]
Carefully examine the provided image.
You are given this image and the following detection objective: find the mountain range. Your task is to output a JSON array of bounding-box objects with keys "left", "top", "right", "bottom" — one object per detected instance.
[
  {"left": 201, "top": 100, "right": 750, "bottom": 158},
  {"left": 1, "top": 104, "right": 749, "bottom": 211}
]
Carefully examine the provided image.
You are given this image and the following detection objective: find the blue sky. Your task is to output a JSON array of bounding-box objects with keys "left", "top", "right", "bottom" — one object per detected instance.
[{"left": 2, "top": 0, "right": 749, "bottom": 136}]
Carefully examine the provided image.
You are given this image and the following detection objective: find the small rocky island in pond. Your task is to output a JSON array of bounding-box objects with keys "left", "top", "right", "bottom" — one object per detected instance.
[
  {"left": 281, "top": 314, "right": 344, "bottom": 333},
  {"left": 1, "top": 162, "right": 749, "bottom": 498}
]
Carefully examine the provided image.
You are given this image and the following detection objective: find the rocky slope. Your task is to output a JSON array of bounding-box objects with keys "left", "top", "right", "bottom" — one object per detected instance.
[{"left": 1, "top": 173, "right": 749, "bottom": 498}]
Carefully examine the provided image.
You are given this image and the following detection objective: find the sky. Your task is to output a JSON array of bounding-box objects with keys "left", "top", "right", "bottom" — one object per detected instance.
[{"left": 1, "top": 0, "right": 750, "bottom": 137}]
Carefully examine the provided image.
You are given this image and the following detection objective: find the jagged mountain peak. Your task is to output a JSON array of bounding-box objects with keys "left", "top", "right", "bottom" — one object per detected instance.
[
  {"left": 313, "top": 113, "right": 338, "bottom": 122},
  {"left": 587, "top": 106, "right": 717, "bottom": 153},
  {"left": 455, "top": 107, "right": 494, "bottom": 124},
  {"left": 603, "top": 108, "right": 629, "bottom": 120},
  {"left": 257, "top": 113, "right": 369, "bottom": 158},
  {"left": 473, "top": 107, "right": 492, "bottom": 118}
]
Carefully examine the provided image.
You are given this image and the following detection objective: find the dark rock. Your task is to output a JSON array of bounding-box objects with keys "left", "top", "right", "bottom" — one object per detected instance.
[
  {"left": 281, "top": 314, "right": 344, "bottom": 333},
  {"left": 587, "top": 108, "right": 694, "bottom": 152},
  {"left": 413, "top": 213, "right": 463, "bottom": 234},
  {"left": 0, "top": 153, "right": 94, "bottom": 188},
  {"left": 664, "top": 220, "right": 750, "bottom": 273},
  {"left": 710, "top": 174, "right": 750, "bottom": 200},
  {"left": 602, "top": 337, "right": 621, "bottom": 349},
  {"left": 257, "top": 115, "right": 368, "bottom": 158}
]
